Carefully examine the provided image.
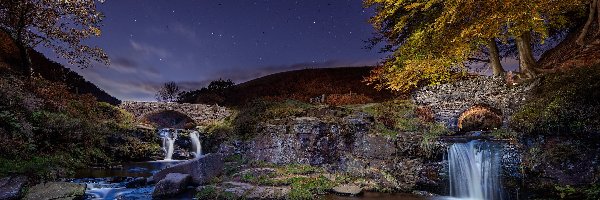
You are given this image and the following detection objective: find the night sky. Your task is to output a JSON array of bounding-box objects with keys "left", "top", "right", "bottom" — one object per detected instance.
[{"left": 39, "top": 0, "right": 386, "bottom": 101}]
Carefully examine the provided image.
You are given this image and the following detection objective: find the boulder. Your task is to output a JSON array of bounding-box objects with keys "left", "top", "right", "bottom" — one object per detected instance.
[
  {"left": 0, "top": 176, "right": 27, "bottom": 200},
  {"left": 152, "top": 173, "right": 191, "bottom": 198},
  {"left": 332, "top": 184, "right": 363, "bottom": 196},
  {"left": 24, "top": 182, "right": 85, "bottom": 200},
  {"left": 152, "top": 153, "right": 223, "bottom": 185},
  {"left": 199, "top": 182, "right": 290, "bottom": 199}
]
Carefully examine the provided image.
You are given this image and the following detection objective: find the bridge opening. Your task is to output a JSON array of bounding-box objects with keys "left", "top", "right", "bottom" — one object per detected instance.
[
  {"left": 457, "top": 105, "right": 502, "bottom": 132},
  {"left": 141, "top": 110, "right": 196, "bottom": 129}
]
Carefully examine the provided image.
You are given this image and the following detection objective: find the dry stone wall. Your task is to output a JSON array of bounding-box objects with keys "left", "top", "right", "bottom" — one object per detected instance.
[{"left": 413, "top": 76, "right": 534, "bottom": 131}]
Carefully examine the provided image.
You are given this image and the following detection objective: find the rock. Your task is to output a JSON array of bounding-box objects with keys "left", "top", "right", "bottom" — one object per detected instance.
[
  {"left": 125, "top": 177, "right": 147, "bottom": 188},
  {"left": 152, "top": 173, "right": 191, "bottom": 198},
  {"left": 152, "top": 153, "right": 224, "bottom": 185},
  {"left": 211, "top": 182, "right": 291, "bottom": 199},
  {"left": 24, "top": 182, "right": 85, "bottom": 200},
  {"left": 332, "top": 184, "right": 363, "bottom": 196},
  {"left": 0, "top": 176, "right": 27, "bottom": 200}
]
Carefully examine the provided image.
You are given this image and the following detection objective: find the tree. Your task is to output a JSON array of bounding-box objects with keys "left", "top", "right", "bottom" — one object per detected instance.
[
  {"left": 207, "top": 79, "right": 234, "bottom": 94},
  {"left": 577, "top": 0, "right": 600, "bottom": 45},
  {"left": 177, "top": 79, "right": 235, "bottom": 104},
  {"left": 0, "top": 0, "right": 109, "bottom": 75},
  {"left": 365, "top": 0, "right": 586, "bottom": 92},
  {"left": 156, "top": 82, "right": 180, "bottom": 102}
]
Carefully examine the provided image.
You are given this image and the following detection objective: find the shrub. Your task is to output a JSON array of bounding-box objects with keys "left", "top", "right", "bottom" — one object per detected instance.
[{"left": 512, "top": 66, "right": 600, "bottom": 135}]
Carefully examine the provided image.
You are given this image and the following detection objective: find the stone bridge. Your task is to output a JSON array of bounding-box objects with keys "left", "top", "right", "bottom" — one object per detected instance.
[
  {"left": 119, "top": 101, "right": 231, "bottom": 126},
  {"left": 413, "top": 76, "right": 534, "bottom": 131}
]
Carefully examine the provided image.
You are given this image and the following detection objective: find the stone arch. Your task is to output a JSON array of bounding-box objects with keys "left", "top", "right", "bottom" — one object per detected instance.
[
  {"left": 119, "top": 101, "right": 232, "bottom": 127},
  {"left": 457, "top": 104, "right": 502, "bottom": 132},
  {"left": 141, "top": 110, "right": 196, "bottom": 129}
]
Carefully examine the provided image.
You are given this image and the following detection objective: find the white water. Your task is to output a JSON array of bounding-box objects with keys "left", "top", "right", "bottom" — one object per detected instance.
[
  {"left": 447, "top": 140, "right": 504, "bottom": 200},
  {"left": 190, "top": 131, "right": 202, "bottom": 158},
  {"left": 159, "top": 129, "right": 178, "bottom": 160}
]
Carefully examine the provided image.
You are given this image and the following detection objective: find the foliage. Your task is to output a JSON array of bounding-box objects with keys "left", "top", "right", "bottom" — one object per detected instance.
[
  {"left": 196, "top": 185, "right": 237, "bottom": 200},
  {"left": 0, "top": 72, "right": 152, "bottom": 179},
  {"left": 233, "top": 99, "right": 312, "bottom": 139},
  {"left": 0, "top": 155, "right": 74, "bottom": 179},
  {"left": 512, "top": 65, "right": 600, "bottom": 135},
  {"left": 156, "top": 81, "right": 181, "bottom": 102},
  {"left": 553, "top": 183, "right": 600, "bottom": 199},
  {"left": 362, "top": 100, "right": 450, "bottom": 155},
  {"left": 0, "top": 0, "right": 108, "bottom": 68},
  {"left": 490, "top": 128, "right": 520, "bottom": 139},
  {"left": 178, "top": 79, "right": 235, "bottom": 105},
  {"left": 364, "top": 0, "right": 587, "bottom": 92},
  {"left": 288, "top": 176, "right": 336, "bottom": 200}
]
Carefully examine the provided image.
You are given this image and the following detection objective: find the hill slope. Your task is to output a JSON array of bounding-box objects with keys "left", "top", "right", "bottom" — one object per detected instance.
[
  {"left": 222, "top": 67, "right": 396, "bottom": 106},
  {"left": 0, "top": 31, "right": 120, "bottom": 105}
]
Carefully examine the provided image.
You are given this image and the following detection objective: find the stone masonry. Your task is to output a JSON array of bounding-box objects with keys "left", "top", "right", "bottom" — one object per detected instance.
[
  {"left": 119, "top": 101, "right": 231, "bottom": 125},
  {"left": 412, "top": 76, "right": 534, "bottom": 131}
]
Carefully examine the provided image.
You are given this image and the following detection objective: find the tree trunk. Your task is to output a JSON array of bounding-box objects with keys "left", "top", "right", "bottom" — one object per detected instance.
[
  {"left": 15, "top": 40, "right": 32, "bottom": 76},
  {"left": 597, "top": 0, "right": 600, "bottom": 35},
  {"left": 515, "top": 32, "right": 537, "bottom": 78},
  {"left": 487, "top": 38, "right": 504, "bottom": 76},
  {"left": 577, "top": 0, "right": 598, "bottom": 45}
]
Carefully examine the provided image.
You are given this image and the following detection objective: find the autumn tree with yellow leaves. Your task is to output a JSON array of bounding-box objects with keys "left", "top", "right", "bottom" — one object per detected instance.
[
  {"left": 365, "top": 0, "right": 586, "bottom": 93},
  {"left": 0, "top": 0, "right": 109, "bottom": 75}
]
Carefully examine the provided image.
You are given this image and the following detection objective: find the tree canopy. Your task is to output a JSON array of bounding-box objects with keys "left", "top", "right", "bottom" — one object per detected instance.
[
  {"left": 0, "top": 0, "right": 108, "bottom": 74},
  {"left": 365, "top": 0, "right": 587, "bottom": 93},
  {"left": 156, "top": 81, "right": 181, "bottom": 102}
]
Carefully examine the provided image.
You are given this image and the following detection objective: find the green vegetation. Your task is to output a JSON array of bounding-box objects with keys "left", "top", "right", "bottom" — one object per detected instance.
[
  {"left": 209, "top": 154, "right": 344, "bottom": 200},
  {"left": 0, "top": 73, "right": 158, "bottom": 179},
  {"left": 287, "top": 176, "right": 336, "bottom": 200},
  {"left": 554, "top": 184, "right": 600, "bottom": 200},
  {"left": 361, "top": 100, "right": 450, "bottom": 154},
  {"left": 512, "top": 66, "right": 600, "bottom": 135},
  {"left": 196, "top": 185, "right": 237, "bottom": 200},
  {"left": 232, "top": 99, "right": 313, "bottom": 139}
]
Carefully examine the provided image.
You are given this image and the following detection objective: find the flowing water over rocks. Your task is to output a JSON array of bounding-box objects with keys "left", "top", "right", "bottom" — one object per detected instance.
[{"left": 442, "top": 140, "right": 504, "bottom": 200}]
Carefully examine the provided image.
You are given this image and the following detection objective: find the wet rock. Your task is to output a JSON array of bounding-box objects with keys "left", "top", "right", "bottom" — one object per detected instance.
[
  {"left": 200, "top": 182, "right": 290, "bottom": 199},
  {"left": 0, "top": 176, "right": 27, "bottom": 200},
  {"left": 332, "top": 184, "right": 363, "bottom": 196},
  {"left": 125, "top": 177, "right": 147, "bottom": 188},
  {"left": 152, "top": 153, "right": 224, "bottom": 185},
  {"left": 152, "top": 173, "right": 191, "bottom": 198},
  {"left": 24, "top": 182, "right": 85, "bottom": 200}
]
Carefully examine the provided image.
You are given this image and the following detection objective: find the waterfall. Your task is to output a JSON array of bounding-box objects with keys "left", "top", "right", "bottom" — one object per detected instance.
[
  {"left": 159, "top": 129, "right": 177, "bottom": 160},
  {"left": 447, "top": 140, "right": 504, "bottom": 200},
  {"left": 190, "top": 131, "right": 202, "bottom": 158}
]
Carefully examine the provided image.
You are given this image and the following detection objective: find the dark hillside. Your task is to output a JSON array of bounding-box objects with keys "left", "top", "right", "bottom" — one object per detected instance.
[
  {"left": 0, "top": 31, "right": 120, "bottom": 105},
  {"left": 223, "top": 67, "right": 397, "bottom": 106},
  {"left": 538, "top": 24, "right": 600, "bottom": 70}
]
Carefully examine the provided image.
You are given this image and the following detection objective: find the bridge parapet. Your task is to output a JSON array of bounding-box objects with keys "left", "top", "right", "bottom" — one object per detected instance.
[{"left": 119, "top": 101, "right": 231, "bottom": 126}]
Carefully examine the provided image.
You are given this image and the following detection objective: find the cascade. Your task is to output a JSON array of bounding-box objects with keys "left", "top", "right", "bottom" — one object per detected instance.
[
  {"left": 159, "top": 128, "right": 177, "bottom": 160},
  {"left": 447, "top": 140, "right": 504, "bottom": 200},
  {"left": 190, "top": 131, "right": 202, "bottom": 158}
]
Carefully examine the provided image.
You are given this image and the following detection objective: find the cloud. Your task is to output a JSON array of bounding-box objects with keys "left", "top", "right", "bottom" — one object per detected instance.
[
  {"left": 130, "top": 40, "right": 171, "bottom": 58},
  {"left": 112, "top": 57, "right": 137, "bottom": 69},
  {"left": 171, "top": 23, "right": 198, "bottom": 40},
  {"left": 77, "top": 58, "right": 382, "bottom": 101},
  {"left": 95, "top": 56, "right": 162, "bottom": 78}
]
